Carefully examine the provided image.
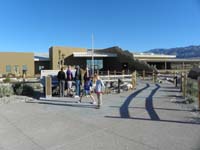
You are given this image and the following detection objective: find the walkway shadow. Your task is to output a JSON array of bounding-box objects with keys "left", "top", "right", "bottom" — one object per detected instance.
[
  {"left": 110, "top": 106, "right": 192, "bottom": 112},
  {"left": 36, "top": 98, "right": 76, "bottom": 104},
  {"left": 120, "top": 83, "right": 150, "bottom": 118},
  {"left": 167, "top": 95, "right": 183, "bottom": 98},
  {"left": 159, "top": 89, "right": 178, "bottom": 93},
  {"left": 106, "top": 84, "right": 200, "bottom": 125},
  {"left": 120, "top": 83, "right": 160, "bottom": 120},
  {"left": 145, "top": 84, "right": 160, "bottom": 120},
  {"left": 105, "top": 116, "right": 200, "bottom": 125},
  {"left": 128, "top": 106, "right": 192, "bottom": 112},
  {"left": 26, "top": 100, "right": 96, "bottom": 109}
]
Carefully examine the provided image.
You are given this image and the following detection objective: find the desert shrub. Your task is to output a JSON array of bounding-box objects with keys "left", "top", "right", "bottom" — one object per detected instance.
[
  {"left": 186, "top": 96, "right": 195, "bottom": 104},
  {"left": 187, "top": 79, "right": 198, "bottom": 98},
  {"left": 22, "top": 84, "right": 34, "bottom": 96},
  {"left": 3, "top": 78, "right": 11, "bottom": 83},
  {"left": 16, "top": 86, "right": 23, "bottom": 95},
  {"left": 13, "top": 83, "right": 23, "bottom": 95},
  {"left": 35, "top": 83, "right": 43, "bottom": 90},
  {"left": 13, "top": 83, "right": 34, "bottom": 96},
  {"left": 7, "top": 73, "right": 15, "bottom": 78},
  {"left": 0, "top": 84, "right": 14, "bottom": 97}
]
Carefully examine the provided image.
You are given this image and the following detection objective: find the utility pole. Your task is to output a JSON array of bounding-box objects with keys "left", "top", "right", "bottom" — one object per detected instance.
[{"left": 92, "top": 33, "right": 94, "bottom": 76}]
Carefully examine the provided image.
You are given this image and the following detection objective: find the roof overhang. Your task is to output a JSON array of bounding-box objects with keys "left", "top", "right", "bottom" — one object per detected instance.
[
  {"left": 73, "top": 52, "right": 117, "bottom": 57},
  {"left": 143, "top": 59, "right": 200, "bottom": 63},
  {"left": 133, "top": 53, "right": 176, "bottom": 59},
  {"left": 34, "top": 56, "right": 50, "bottom": 61}
]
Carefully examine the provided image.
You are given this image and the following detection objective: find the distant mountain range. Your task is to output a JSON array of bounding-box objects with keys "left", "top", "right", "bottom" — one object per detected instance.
[{"left": 145, "top": 45, "right": 200, "bottom": 58}]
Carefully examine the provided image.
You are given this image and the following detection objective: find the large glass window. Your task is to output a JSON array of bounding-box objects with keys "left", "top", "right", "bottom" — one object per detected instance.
[
  {"left": 86, "top": 59, "right": 103, "bottom": 70},
  {"left": 39, "top": 65, "right": 44, "bottom": 70},
  {"left": 6, "top": 65, "right": 11, "bottom": 72}
]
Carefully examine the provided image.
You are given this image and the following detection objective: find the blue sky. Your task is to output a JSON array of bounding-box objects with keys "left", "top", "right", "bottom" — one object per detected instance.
[{"left": 0, "top": 0, "right": 200, "bottom": 52}]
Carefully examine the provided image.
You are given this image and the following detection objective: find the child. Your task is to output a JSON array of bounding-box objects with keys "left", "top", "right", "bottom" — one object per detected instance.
[
  {"left": 94, "top": 74, "right": 105, "bottom": 109},
  {"left": 79, "top": 73, "right": 96, "bottom": 104}
]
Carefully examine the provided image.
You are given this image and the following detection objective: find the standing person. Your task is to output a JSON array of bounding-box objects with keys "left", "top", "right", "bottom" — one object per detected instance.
[
  {"left": 57, "top": 67, "right": 66, "bottom": 97},
  {"left": 74, "top": 65, "right": 82, "bottom": 98},
  {"left": 79, "top": 68, "right": 96, "bottom": 104},
  {"left": 66, "top": 65, "right": 73, "bottom": 96},
  {"left": 94, "top": 74, "right": 105, "bottom": 109}
]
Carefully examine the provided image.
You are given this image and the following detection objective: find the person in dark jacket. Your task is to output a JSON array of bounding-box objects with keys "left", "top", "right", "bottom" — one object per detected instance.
[
  {"left": 74, "top": 65, "right": 82, "bottom": 98},
  {"left": 57, "top": 67, "right": 66, "bottom": 97}
]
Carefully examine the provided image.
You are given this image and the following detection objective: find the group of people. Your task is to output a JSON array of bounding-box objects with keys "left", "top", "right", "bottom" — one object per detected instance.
[{"left": 57, "top": 65, "right": 104, "bottom": 109}]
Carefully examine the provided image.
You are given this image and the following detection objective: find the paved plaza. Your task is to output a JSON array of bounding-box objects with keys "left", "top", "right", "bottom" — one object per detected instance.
[{"left": 0, "top": 80, "right": 200, "bottom": 150}]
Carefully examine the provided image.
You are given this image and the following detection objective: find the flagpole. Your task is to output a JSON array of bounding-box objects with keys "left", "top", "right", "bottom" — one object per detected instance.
[{"left": 92, "top": 33, "right": 94, "bottom": 76}]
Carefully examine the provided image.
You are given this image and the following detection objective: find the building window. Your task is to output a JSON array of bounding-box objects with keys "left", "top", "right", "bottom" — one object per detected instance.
[
  {"left": 22, "top": 65, "right": 27, "bottom": 71},
  {"left": 22, "top": 65, "right": 27, "bottom": 74},
  {"left": 6, "top": 65, "right": 11, "bottom": 73},
  {"left": 86, "top": 59, "right": 103, "bottom": 70},
  {"left": 14, "top": 65, "right": 19, "bottom": 73}
]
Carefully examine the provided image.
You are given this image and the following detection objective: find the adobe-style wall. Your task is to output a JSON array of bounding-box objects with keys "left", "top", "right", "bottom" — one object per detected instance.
[
  {"left": 49, "top": 46, "right": 86, "bottom": 70},
  {"left": 0, "top": 52, "right": 34, "bottom": 76}
]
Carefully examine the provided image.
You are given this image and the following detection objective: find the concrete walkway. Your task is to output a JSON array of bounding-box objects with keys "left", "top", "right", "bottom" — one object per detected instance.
[{"left": 0, "top": 80, "right": 200, "bottom": 150}]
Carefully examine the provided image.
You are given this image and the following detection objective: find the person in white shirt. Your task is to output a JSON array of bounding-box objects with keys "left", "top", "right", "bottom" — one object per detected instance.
[{"left": 94, "top": 74, "right": 105, "bottom": 109}]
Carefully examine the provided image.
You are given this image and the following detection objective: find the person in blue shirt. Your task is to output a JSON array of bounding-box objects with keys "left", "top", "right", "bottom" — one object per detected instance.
[{"left": 79, "top": 67, "right": 96, "bottom": 104}]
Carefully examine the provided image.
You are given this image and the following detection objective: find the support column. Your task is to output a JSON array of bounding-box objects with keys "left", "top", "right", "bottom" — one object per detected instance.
[
  {"left": 132, "top": 71, "right": 136, "bottom": 89},
  {"left": 183, "top": 72, "right": 187, "bottom": 98},
  {"left": 143, "top": 70, "right": 145, "bottom": 80},
  {"left": 165, "top": 61, "right": 167, "bottom": 70},
  {"left": 152, "top": 70, "right": 155, "bottom": 83},
  {"left": 182, "top": 62, "right": 185, "bottom": 70}
]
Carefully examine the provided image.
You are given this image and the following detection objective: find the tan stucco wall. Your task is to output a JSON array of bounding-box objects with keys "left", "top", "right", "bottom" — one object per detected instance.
[
  {"left": 0, "top": 52, "right": 34, "bottom": 76},
  {"left": 49, "top": 46, "right": 86, "bottom": 70}
]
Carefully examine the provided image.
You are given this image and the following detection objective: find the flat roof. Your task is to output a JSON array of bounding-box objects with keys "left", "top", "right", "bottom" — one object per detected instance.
[
  {"left": 73, "top": 52, "right": 117, "bottom": 57},
  {"left": 133, "top": 53, "right": 176, "bottom": 59},
  {"left": 145, "top": 58, "right": 200, "bottom": 63}
]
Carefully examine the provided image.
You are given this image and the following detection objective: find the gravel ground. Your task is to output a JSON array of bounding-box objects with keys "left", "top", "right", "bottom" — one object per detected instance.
[{"left": 0, "top": 95, "right": 35, "bottom": 104}]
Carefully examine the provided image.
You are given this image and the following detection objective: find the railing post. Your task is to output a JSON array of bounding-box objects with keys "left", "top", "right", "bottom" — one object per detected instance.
[
  {"left": 45, "top": 76, "right": 52, "bottom": 98},
  {"left": 183, "top": 72, "right": 187, "bottom": 98},
  {"left": 174, "top": 72, "right": 176, "bottom": 86},
  {"left": 174, "top": 74, "right": 178, "bottom": 88},
  {"left": 198, "top": 76, "right": 200, "bottom": 110},
  {"left": 118, "top": 78, "right": 121, "bottom": 93},
  {"left": 180, "top": 72, "right": 183, "bottom": 92},
  {"left": 143, "top": 70, "right": 145, "bottom": 80},
  {"left": 114, "top": 70, "right": 116, "bottom": 80},
  {"left": 107, "top": 70, "right": 110, "bottom": 80},
  {"left": 132, "top": 71, "right": 136, "bottom": 89},
  {"left": 152, "top": 70, "right": 155, "bottom": 83},
  {"left": 122, "top": 70, "right": 125, "bottom": 80}
]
